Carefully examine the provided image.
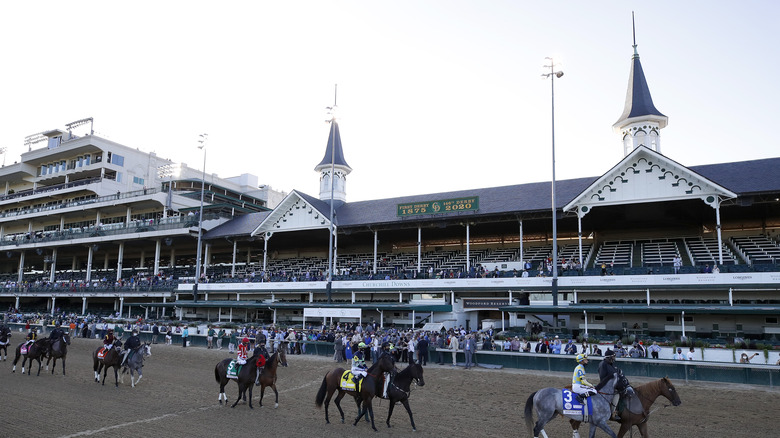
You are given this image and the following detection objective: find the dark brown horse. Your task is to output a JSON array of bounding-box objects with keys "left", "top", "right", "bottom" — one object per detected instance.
[
  {"left": 569, "top": 376, "right": 682, "bottom": 438},
  {"left": 214, "top": 349, "right": 286, "bottom": 409},
  {"left": 93, "top": 340, "right": 123, "bottom": 387},
  {"left": 384, "top": 362, "right": 425, "bottom": 431},
  {"left": 256, "top": 347, "right": 288, "bottom": 408},
  {"left": 0, "top": 325, "right": 11, "bottom": 361},
  {"left": 45, "top": 334, "right": 71, "bottom": 375},
  {"left": 12, "top": 338, "right": 51, "bottom": 375},
  {"left": 314, "top": 354, "right": 395, "bottom": 431}
]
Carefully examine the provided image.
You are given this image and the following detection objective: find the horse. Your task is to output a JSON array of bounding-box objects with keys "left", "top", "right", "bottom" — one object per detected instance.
[
  {"left": 45, "top": 334, "right": 71, "bottom": 375},
  {"left": 314, "top": 353, "right": 395, "bottom": 431},
  {"left": 12, "top": 338, "right": 51, "bottom": 375},
  {"left": 93, "top": 340, "right": 123, "bottom": 387},
  {"left": 524, "top": 372, "right": 628, "bottom": 438},
  {"left": 120, "top": 342, "right": 152, "bottom": 387},
  {"left": 569, "top": 376, "right": 681, "bottom": 438},
  {"left": 214, "top": 349, "right": 286, "bottom": 409},
  {"left": 255, "top": 347, "right": 288, "bottom": 408},
  {"left": 0, "top": 325, "right": 11, "bottom": 361},
  {"left": 384, "top": 361, "right": 425, "bottom": 431}
]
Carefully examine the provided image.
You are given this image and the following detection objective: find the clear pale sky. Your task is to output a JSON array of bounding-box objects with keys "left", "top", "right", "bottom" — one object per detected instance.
[{"left": 1, "top": 1, "right": 778, "bottom": 202}]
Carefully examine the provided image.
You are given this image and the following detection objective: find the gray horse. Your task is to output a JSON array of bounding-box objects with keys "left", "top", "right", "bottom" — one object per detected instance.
[
  {"left": 524, "top": 372, "right": 628, "bottom": 438},
  {"left": 120, "top": 342, "right": 151, "bottom": 387}
]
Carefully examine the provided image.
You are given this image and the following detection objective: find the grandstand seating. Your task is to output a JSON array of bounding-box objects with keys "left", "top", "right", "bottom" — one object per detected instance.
[
  {"left": 685, "top": 236, "right": 737, "bottom": 265},
  {"left": 592, "top": 241, "right": 632, "bottom": 267},
  {"left": 640, "top": 239, "right": 679, "bottom": 266},
  {"left": 730, "top": 235, "right": 780, "bottom": 264}
]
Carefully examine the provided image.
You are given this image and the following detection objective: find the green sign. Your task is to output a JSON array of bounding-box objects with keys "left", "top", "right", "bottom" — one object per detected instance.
[{"left": 397, "top": 196, "right": 479, "bottom": 217}]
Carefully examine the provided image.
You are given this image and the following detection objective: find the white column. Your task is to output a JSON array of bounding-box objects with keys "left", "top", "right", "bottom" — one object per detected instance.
[
  {"left": 119, "top": 297, "right": 124, "bottom": 318},
  {"left": 715, "top": 199, "right": 724, "bottom": 265},
  {"left": 51, "top": 297, "right": 56, "bottom": 316},
  {"left": 373, "top": 230, "right": 378, "bottom": 274},
  {"left": 577, "top": 212, "right": 583, "bottom": 267},
  {"left": 231, "top": 240, "right": 237, "bottom": 278},
  {"left": 465, "top": 223, "right": 470, "bottom": 273},
  {"left": 263, "top": 236, "right": 269, "bottom": 276},
  {"left": 583, "top": 310, "right": 588, "bottom": 338},
  {"left": 103, "top": 252, "right": 109, "bottom": 270},
  {"left": 17, "top": 250, "right": 25, "bottom": 283},
  {"left": 49, "top": 248, "right": 58, "bottom": 283},
  {"left": 139, "top": 250, "right": 146, "bottom": 269},
  {"left": 154, "top": 239, "right": 162, "bottom": 275},
  {"left": 86, "top": 246, "right": 93, "bottom": 282},
  {"left": 204, "top": 243, "right": 211, "bottom": 277},
  {"left": 169, "top": 248, "right": 175, "bottom": 268},
  {"left": 116, "top": 243, "right": 124, "bottom": 282},
  {"left": 646, "top": 289, "right": 651, "bottom": 306},
  {"left": 417, "top": 226, "right": 422, "bottom": 273},
  {"left": 82, "top": 297, "right": 87, "bottom": 315},
  {"left": 519, "top": 219, "right": 524, "bottom": 267}
]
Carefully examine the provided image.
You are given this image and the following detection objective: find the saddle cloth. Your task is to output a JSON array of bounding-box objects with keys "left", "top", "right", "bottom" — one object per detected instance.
[
  {"left": 339, "top": 370, "right": 364, "bottom": 392},
  {"left": 561, "top": 389, "right": 593, "bottom": 423},
  {"left": 226, "top": 360, "right": 243, "bottom": 379},
  {"left": 21, "top": 345, "right": 28, "bottom": 355}
]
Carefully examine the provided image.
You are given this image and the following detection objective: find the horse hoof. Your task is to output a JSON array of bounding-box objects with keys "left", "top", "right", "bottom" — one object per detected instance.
[{"left": 274, "top": 403, "right": 278, "bottom": 409}]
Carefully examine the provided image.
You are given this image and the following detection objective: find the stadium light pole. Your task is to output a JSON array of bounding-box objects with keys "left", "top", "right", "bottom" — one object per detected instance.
[
  {"left": 193, "top": 133, "right": 208, "bottom": 302},
  {"left": 542, "top": 58, "right": 563, "bottom": 307},
  {"left": 325, "top": 90, "right": 337, "bottom": 304}
]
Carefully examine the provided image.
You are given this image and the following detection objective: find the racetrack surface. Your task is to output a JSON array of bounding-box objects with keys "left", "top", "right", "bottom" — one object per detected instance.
[{"left": 0, "top": 337, "right": 775, "bottom": 438}]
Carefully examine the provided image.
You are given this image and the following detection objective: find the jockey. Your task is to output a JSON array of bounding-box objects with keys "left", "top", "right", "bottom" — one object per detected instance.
[
  {"left": 49, "top": 322, "right": 65, "bottom": 343},
  {"left": 121, "top": 329, "right": 141, "bottom": 366},
  {"left": 595, "top": 348, "right": 622, "bottom": 420},
  {"left": 237, "top": 337, "right": 250, "bottom": 365},
  {"left": 103, "top": 329, "right": 116, "bottom": 350},
  {"left": 351, "top": 342, "right": 368, "bottom": 384},
  {"left": 571, "top": 353, "right": 596, "bottom": 403},
  {"left": 25, "top": 327, "right": 38, "bottom": 347}
]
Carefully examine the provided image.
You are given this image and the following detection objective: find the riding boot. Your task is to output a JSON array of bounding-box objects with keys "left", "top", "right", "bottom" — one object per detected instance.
[{"left": 611, "top": 410, "right": 621, "bottom": 421}]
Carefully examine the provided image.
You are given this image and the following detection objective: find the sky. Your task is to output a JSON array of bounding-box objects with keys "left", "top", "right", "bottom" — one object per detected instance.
[{"left": 1, "top": 1, "right": 779, "bottom": 202}]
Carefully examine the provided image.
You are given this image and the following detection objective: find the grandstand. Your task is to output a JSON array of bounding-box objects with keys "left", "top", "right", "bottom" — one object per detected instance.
[{"left": 2, "top": 38, "right": 780, "bottom": 344}]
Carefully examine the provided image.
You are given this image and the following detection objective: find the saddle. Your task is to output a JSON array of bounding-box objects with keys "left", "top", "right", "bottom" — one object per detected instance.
[
  {"left": 226, "top": 360, "right": 243, "bottom": 379},
  {"left": 97, "top": 347, "right": 108, "bottom": 359},
  {"left": 339, "top": 370, "right": 367, "bottom": 392},
  {"left": 562, "top": 389, "right": 593, "bottom": 423}
]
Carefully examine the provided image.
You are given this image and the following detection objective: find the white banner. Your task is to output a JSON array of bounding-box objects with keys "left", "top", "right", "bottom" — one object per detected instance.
[{"left": 303, "top": 307, "right": 362, "bottom": 318}]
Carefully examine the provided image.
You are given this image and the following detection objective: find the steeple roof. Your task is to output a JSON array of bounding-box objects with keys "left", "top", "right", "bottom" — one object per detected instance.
[
  {"left": 613, "top": 50, "right": 668, "bottom": 130},
  {"left": 314, "top": 121, "right": 352, "bottom": 171}
]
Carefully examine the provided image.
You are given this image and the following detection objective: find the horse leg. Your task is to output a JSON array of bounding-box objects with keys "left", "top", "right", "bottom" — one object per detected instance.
[
  {"left": 570, "top": 419, "right": 582, "bottom": 438},
  {"left": 367, "top": 400, "right": 377, "bottom": 432},
  {"left": 248, "top": 382, "right": 254, "bottom": 409},
  {"left": 271, "top": 383, "right": 279, "bottom": 408},
  {"left": 386, "top": 401, "right": 396, "bottom": 428},
  {"left": 333, "top": 391, "right": 346, "bottom": 424},
  {"left": 400, "top": 398, "right": 416, "bottom": 431},
  {"left": 46, "top": 356, "right": 51, "bottom": 372},
  {"left": 353, "top": 400, "right": 367, "bottom": 426},
  {"left": 114, "top": 365, "right": 119, "bottom": 387},
  {"left": 258, "top": 383, "right": 264, "bottom": 407},
  {"left": 135, "top": 369, "right": 142, "bottom": 386},
  {"left": 231, "top": 384, "right": 243, "bottom": 408},
  {"left": 592, "top": 420, "right": 617, "bottom": 438},
  {"left": 36, "top": 357, "right": 43, "bottom": 376},
  {"left": 61, "top": 357, "right": 66, "bottom": 376}
]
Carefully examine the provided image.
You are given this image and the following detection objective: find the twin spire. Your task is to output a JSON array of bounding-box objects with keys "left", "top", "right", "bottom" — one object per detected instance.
[{"left": 613, "top": 12, "right": 668, "bottom": 157}]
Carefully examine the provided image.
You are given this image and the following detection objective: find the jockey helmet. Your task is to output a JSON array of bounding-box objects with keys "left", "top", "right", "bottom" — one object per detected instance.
[
  {"left": 358, "top": 342, "right": 366, "bottom": 348},
  {"left": 604, "top": 349, "right": 616, "bottom": 358},
  {"left": 242, "top": 337, "right": 250, "bottom": 344},
  {"left": 576, "top": 353, "right": 588, "bottom": 364},
  {"left": 108, "top": 328, "right": 113, "bottom": 333}
]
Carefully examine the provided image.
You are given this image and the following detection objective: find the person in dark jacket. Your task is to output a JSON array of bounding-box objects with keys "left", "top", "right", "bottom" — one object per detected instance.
[{"left": 595, "top": 349, "right": 622, "bottom": 420}]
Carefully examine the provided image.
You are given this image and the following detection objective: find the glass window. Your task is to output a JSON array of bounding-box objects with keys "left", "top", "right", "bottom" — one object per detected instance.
[
  {"left": 41, "top": 165, "right": 47, "bottom": 176},
  {"left": 84, "top": 154, "right": 91, "bottom": 165},
  {"left": 112, "top": 154, "right": 124, "bottom": 167},
  {"left": 116, "top": 172, "right": 122, "bottom": 183}
]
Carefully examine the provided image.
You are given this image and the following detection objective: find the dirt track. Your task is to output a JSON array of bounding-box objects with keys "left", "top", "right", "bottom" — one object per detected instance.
[{"left": 0, "top": 337, "right": 776, "bottom": 438}]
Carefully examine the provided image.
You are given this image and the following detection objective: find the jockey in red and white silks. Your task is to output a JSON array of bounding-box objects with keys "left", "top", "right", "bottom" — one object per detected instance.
[{"left": 237, "top": 337, "right": 250, "bottom": 365}]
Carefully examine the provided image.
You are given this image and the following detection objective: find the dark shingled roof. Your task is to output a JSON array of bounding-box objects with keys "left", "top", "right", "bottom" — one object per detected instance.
[
  {"left": 315, "top": 121, "right": 351, "bottom": 170},
  {"left": 205, "top": 211, "right": 270, "bottom": 239},
  {"left": 205, "top": 156, "right": 780, "bottom": 237},
  {"left": 614, "top": 53, "right": 666, "bottom": 125},
  {"left": 690, "top": 157, "right": 780, "bottom": 195}
]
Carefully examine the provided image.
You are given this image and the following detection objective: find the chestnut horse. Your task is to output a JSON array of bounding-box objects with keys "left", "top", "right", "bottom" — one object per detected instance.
[{"left": 569, "top": 376, "right": 682, "bottom": 438}]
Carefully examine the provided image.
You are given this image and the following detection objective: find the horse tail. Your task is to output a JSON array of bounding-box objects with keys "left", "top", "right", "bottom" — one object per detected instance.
[
  {"left": 214, "top": 363, "right": 221, "bottom": 383},
  {"left": 314, "top": 374, "right": 329, "bottom": 408},
  {"left": 524, "top": 391, "right": 537, "bottom": 437}
]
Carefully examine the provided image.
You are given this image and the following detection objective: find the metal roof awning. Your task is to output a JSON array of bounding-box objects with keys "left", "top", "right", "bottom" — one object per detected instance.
[
  {"left": 498, "top": 304, "right": 780, "bottom": 315},
  {"left": 130, "top": 300, "right": 452, "bottom": 313}
]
